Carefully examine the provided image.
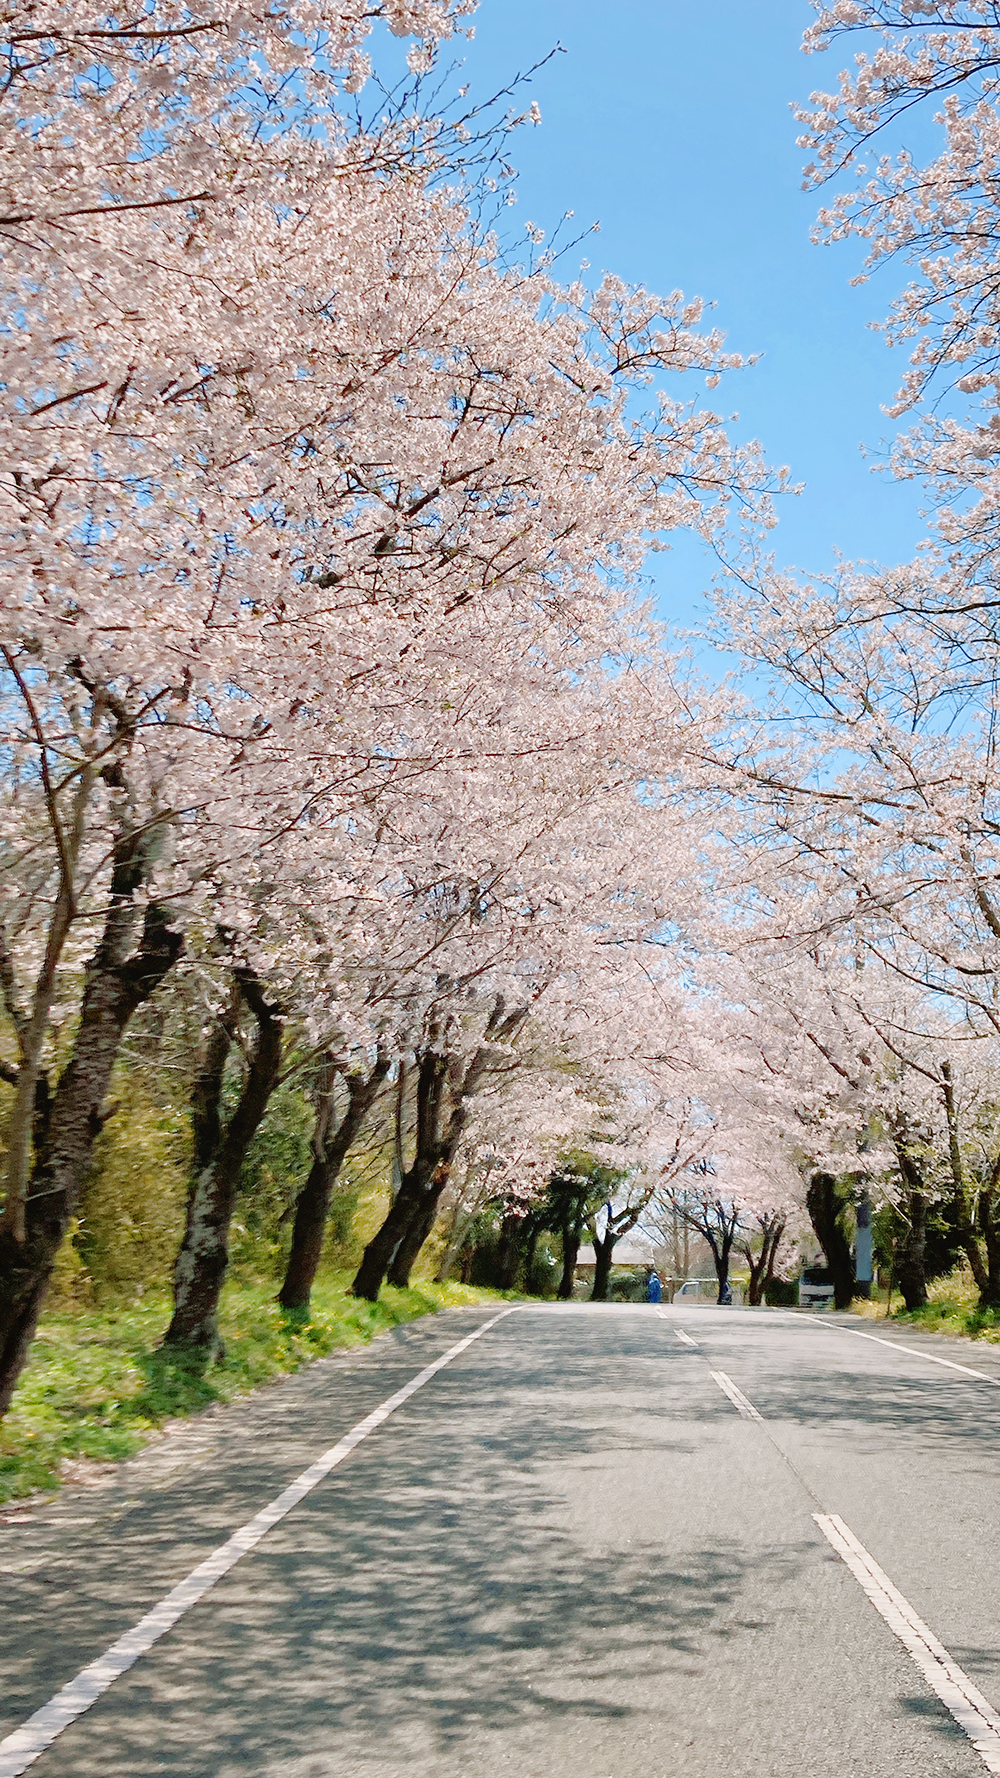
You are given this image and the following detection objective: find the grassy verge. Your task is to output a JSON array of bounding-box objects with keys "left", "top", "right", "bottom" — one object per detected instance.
[
  {"left": 0, "top": 1274, "right": 505, "bottom": 1505},
  {"left": 851, "top": 1270, "right": 1000, "bottom": 1342}
]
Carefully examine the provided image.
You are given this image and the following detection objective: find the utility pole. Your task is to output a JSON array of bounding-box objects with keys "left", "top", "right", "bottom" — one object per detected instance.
[{"left": 854, "top": 1190, "right": 873, "bottom": 1300}]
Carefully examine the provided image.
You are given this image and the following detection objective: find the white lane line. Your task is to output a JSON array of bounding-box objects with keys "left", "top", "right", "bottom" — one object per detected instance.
[
  {"left": 781, "top": 1316, "right": 1000, "bottom": 1384},
  {"left": 654, "top": 1310, "right": 699, "bottom": 1345},
  {"left": 710, "top": 1369, "right": 763, "bottom": 1421},
  {"left": 0, "top": 1309, "right": 514, "bottom": 1778},
  {"left": 815, "top": 1513, "right": 1000, "bottom": 1773}
]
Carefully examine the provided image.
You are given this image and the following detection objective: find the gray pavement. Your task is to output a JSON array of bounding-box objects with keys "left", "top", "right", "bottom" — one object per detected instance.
[{"left": 3, "top": 1302, "right": 1000, "bottom": 1776}]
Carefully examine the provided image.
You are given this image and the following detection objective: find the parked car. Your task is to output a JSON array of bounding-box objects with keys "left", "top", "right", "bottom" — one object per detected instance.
[
  {"left": 799, "top": 1265, "right": 835, "bottom": 1309},
  {"left": 672, "top": 1278, "right": 743, "bottom": 1304}
]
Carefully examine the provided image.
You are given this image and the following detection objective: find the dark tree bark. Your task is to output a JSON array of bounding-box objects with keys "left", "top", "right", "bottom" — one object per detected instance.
[
  {"left": 665, "top": 1186, "right": 741, "bottom": 1305},
  {"left": 895, "top": 1196, "right": 928, "bottom": 1310},
  {"left": 557, "top": 1231, "right": 579, "bottom": 1300},
  {"left": 805, "top": 1171, "right": 855, "bottom": 1310},
  {"left": 739, "top": 1214, "right": 785, "bottom": 1306},
  {"left": 164, "top": 969, "right": 283, "bottom": 1354},
  {"left": 278, "top": 1049, "right": 390, "bottom": 1312},
  {"left": 588, "top": 1183, "right": 656, "bottom": 1301},
  {"left": 705, "top": 1221, "right": 737, "bottom": 1304},
  {"left": 890, "top": 1137, "right": 929, "bottom": 1311},
  {"left": 352, "top": 1045, "right": 452, "bottom": 1299},
  {"left": 352, "top": 1000, "right": 529, "bottom": 1302},
  {"left": 387, "top": 1195, "right": 440, "bottom": 1288},
  {"left": 496, "top": 1211, "right": 527, "bottom": 1292},
  {"left": 522, "top": 1217, "right": 542, "bottom": 1294},
  {"left": 590, "top": 1229, "right": 615, "bottom": 1301},
  {"left": 0, "top": 883, "right": 182, "bottom": 1417}
]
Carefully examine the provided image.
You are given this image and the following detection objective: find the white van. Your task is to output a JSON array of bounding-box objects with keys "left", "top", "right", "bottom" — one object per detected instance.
[{"left": 798, "top": 1265, "right": 835, "bottom": 1309}]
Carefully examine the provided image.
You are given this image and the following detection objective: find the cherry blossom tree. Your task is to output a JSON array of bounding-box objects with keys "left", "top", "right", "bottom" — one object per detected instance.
[{"left": 1, "top": 0, "right": 787, "bottom": 1406}]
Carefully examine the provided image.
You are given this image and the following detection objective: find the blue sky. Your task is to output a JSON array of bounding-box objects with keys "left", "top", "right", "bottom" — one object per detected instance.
[{"left": 432, "top": 1, "right": 932, "bottom": 626}]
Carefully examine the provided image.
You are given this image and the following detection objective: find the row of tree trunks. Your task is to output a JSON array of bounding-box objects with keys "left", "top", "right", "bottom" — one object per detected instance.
[
  {"left": 164, "top": 968, "right": 283, "bottom": 1354},
  {"left": 0, "top": 870, "right": 183, "bottom": 1415},
  {"left": 351, "top": 999, "right": 529, "bottom": 1302},
  {"left": 350, "top": 1045, "right": 463, "bottom": 1300}
]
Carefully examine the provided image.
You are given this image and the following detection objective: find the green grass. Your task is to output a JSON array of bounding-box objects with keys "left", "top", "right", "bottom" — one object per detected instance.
[
  {"left": 853, "top": 1267, "right": 1000, "bottom": 1342},
  {"left": 0, "top": 1274, "right": 504, "bottom": 1504}
]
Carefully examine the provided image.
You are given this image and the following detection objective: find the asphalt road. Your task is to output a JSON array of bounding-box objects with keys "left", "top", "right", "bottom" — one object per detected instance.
[{"left": 3, "top": 1302, "right": 1000, "bottom": 1778}]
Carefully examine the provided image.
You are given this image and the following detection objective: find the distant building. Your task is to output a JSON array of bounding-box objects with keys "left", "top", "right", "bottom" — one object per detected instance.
[{"left": 574, "top": 1241, "right": 657, "bottom": 1275}]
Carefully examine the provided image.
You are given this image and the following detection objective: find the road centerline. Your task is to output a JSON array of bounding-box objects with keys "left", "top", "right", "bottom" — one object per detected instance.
[
  {"left": 709, "top": 1369, "right": 763, "bottom": 1421},
  {"left": 0, "top": 1308, "right": 515, "bottom": 1778}
]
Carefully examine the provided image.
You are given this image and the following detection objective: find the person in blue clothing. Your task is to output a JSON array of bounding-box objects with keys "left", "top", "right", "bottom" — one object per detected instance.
[{"left": 646, "top": 1269, "right": 662, "bottom": 1304}]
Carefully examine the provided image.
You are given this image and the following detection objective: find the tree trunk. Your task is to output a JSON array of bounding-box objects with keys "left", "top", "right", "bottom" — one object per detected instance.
[
  {"left": 434, "top": 1204, "right": 478, "bottom": 1284},
  {"left": 806, "top": 1171, "right": 855, "bottom": 1310},
  {"left": 278, "top": 1052, "right": 390, "bottom": 1312},
  {"left": 707, "top": 1231, "right": 734, "bottom": 1304},
  {"left": 743, "top": 1217, "right": 785, "bottom": 1306},
  {"left": 977, "top": 1188, "right": 1000, "bottom": 1310},
  {"left": 557, "top": 1229, "right": 579, "bottom": 1299},
  {"left": 590, "top": 1231, "right": 615, "bottom": 1300},
  {"left": 522, "top": 1220, "right": 541, "bottom": 1294},
  {"left": 352, "top": 1168, "right": 430, "bottom": 1299},
  {"left": 895, "top": 1188, "right": 928, "bottom": 1311},
  {"left": 941, "top": 1060, "right": 991, "bottom": 1302},
  {"left": 387, "top": 1193, "right": 440, "bottom": 1289},
  {"left": 164, "top": 970, "right": 282, "bottom": 1354},
  {"left": 0, "top": 897, "right": 182, "bottom": 1417},
  {"left": 352, "top": 1000, "right": 526, "bottom": 1302},
  {"left": 496, "top": 1212, "right": 526, "bottom": 1292}
]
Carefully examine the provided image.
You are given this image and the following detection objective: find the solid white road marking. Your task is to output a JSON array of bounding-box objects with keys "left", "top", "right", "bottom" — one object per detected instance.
[
  {"left": 814, "top": 1513, "right": 1000, "bottom": 1773},
  {"left": 709, "top": 1370, "right": 763, "bottom": 1421},
  {"left": 782, "top": 1316, "right": 1000, "bottom": 1384},
  {"left": 0, "top": 1308, "right": 515, "bottom": 1778}
]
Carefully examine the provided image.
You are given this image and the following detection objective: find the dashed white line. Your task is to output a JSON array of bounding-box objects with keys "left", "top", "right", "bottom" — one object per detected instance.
[
  {"left": 709, "top": 1369, "right": 763, "bottom": 1421},
  {"left": 815, "top": 1513, "right": 1000, "bottom": 1773},
  {"left": 655, "top": 1311, "right": 699, "bottom": 1345},
  {"left": 0, "top": 1308, "right": 515, "bottom": 1778},
  {"left": 705, "top": 1355, "right": 1000, "bottom": 1771}
]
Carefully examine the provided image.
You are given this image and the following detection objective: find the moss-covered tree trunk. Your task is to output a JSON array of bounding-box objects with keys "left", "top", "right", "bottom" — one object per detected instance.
[{"left": 0, "top": 882, "right": 181, "bottom": 1417}]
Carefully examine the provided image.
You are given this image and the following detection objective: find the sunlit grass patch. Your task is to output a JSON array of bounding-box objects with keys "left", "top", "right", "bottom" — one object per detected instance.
[
  {"left": 0, "top": 1275, "right": 502, "bottom": 1504},
  {"left": 851, "top": 1266, "right": 1000, "bottom": 1343}
]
